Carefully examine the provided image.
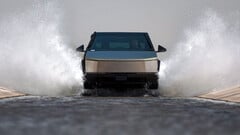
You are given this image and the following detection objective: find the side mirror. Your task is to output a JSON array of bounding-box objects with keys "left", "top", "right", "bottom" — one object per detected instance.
[
  {"left": 76, "top": 45, "right": 84, "bottom": 52},
  {"left": 157, "top": 45, "right": 167, "bottom": 52}
]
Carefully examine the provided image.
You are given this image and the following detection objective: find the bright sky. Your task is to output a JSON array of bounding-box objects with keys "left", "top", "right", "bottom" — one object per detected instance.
[{"left": 0, "top": 0, "right": 239, "bottom": 48}]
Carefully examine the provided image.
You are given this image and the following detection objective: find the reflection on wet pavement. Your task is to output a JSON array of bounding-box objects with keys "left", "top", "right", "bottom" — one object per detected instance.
[{"left": 0, "top": 96, "right": 239, "bottom": 135}]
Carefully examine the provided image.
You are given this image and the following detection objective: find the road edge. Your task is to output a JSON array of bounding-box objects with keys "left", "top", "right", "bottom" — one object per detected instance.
[
  {"left": 0, "top": 87, "right": 26, "bottom": 99},
  {"left": 197, "top": 85, "right": 240, "bottom": 103}
]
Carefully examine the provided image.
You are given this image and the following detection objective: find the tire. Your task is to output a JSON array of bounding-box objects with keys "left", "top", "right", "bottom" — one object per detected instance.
[
  {"left": 83, "top": 81, "right": 94, "bottom": 89},
  {"left": 148, "top": 81, "right": 159, "bottom": 89},
  {"left": 147, "top": 89, "right": 160, "bottom": 97}
]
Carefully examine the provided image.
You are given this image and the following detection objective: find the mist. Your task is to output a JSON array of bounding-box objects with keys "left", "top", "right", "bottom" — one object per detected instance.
[
  {"left": 0, "top": 1, "right": 82, "bottom": 96},
  {"left": 159, "top": 10, "right": 240, "bottom": 96}
]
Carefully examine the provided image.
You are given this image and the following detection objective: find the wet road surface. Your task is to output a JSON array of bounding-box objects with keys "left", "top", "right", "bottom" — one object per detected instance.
[{"left": 0, "top": 96, "right": 240, "bottom": 135}]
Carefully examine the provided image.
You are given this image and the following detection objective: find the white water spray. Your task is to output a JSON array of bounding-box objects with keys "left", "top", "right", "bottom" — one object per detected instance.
[
  {"left": 159, "top": 10, "right": 240, "bottom": 96},
  {"left": 0, "top": 1, "right": 82, "bottom": 96}
]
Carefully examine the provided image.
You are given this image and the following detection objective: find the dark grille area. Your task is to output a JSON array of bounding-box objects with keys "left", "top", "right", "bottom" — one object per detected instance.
[{"left": 85, "top": 73, "right": 158, "bottom": 88}]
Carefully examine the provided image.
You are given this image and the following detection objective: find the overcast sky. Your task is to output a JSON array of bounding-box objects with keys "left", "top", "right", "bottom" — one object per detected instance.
[{"left": 0, "top": 0, "right": 239, "bottom": 48}]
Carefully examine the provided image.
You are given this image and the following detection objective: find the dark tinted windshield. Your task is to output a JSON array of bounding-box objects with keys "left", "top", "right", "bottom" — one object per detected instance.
[{"left": 89, "top": 34, "right": 153, "bottom": 51}]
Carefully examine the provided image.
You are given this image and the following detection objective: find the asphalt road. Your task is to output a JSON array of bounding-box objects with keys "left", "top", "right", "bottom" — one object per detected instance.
[{"left": 0, "top": 96, "right": 240, "bottom": 135}]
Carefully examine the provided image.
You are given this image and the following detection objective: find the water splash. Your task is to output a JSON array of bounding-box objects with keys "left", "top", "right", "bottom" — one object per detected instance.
[
  {"left": 159, "top": 10, "right": 240, "bottom": 96},
  {"left": 0, "top": 1, "right": 82, "bottom": 96}
]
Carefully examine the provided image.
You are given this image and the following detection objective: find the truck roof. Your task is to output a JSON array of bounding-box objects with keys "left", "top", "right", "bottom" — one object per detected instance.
[
  {"left": 94, "top": 32, "right": 148, "bottom": 34},
  {"left": 91, "top": 32, "right": 150, "bottom": 39}
]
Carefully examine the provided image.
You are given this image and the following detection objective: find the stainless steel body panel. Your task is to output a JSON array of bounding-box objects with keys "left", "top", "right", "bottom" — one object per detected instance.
[{"left": 85, "top": 59, "right": 159, "bottom": 73}]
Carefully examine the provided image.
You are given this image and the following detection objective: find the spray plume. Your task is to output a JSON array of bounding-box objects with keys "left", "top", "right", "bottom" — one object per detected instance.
[
  {"left": 0, "top": 1, "right": 82, "bottom": 96},
  {"left": 159, "top": 10, "right": 240, "bottom": 96}
]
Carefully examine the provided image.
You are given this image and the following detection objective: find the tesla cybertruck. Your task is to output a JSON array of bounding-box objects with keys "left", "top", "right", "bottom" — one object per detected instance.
[{"left": 76, "top": 32, "right": 166, "bottom": 89}]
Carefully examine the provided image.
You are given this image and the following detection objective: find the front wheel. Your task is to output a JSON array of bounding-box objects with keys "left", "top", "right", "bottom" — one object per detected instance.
[
  {"left": 148, "top": 81, "right": 159, "bottom": 89},
  {"left": 83, "top": 81, "right": 94, "bottom": 89},
  {"left": 146, "top": 89, "right": 160, "bottom": 97}
]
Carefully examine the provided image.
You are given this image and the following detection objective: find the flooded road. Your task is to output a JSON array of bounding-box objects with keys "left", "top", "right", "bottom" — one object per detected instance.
[{"left": 0, "top": 96, "right": 239, "bottom": 135}]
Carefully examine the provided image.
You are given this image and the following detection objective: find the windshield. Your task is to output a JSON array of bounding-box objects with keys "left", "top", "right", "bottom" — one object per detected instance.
[{"left": 89, "top": 34, "right": 153, "bottom": 51}]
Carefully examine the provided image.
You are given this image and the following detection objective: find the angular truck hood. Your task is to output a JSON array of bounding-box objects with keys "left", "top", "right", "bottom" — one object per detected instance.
[{"left": 85, "top": 51, "right": 157, "bottom": 60}]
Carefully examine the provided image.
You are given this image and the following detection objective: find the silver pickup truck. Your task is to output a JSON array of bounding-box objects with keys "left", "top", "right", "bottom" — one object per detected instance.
[{"left": 77, "top": 32, "right": 166, "bottom": 89}]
